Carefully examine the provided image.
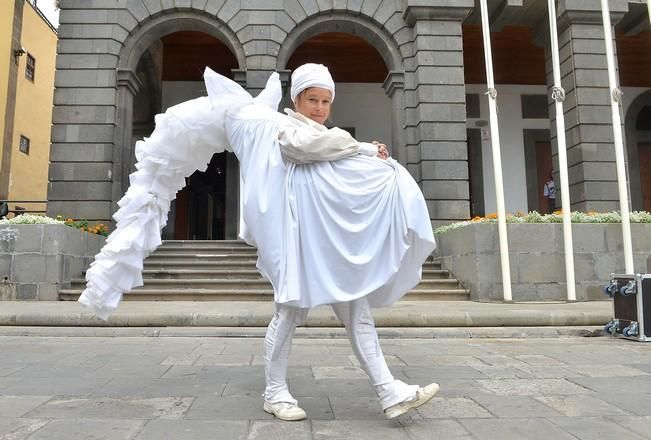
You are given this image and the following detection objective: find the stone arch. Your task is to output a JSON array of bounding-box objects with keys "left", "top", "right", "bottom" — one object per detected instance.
[
  {"left": 276, "top": 14, "right": 404, "bottom": 73},
  {"left": 118, "top": 11, "right": 245, "bottom": 72},
  {"left": 625, "top": 89, "right": 651, "bottom": 210},
  {"left": 112, "top": 11, "right": 245, "bottom": 212}
]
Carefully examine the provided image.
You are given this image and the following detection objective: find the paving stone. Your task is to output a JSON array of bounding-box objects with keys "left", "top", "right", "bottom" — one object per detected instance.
[
  {"left": 417, "top": 397, "right": 493, "bottom": 419},
  {"left": 477, "top": 379, "right": 592, "bottom": 396},
  {"left": 513, "top": 365, "right": 585, "bottom": 379},
  {"left": 221, "top": 373, "right": 267, "bottom": 397},
  {"left": 607, "top": 416, "right": 651, "bottom": 438},
  {"left": 247, "top": 420, "right": 312, "bottom": 440},
  {"left": 288, "top": 378, "right": 376, "bottom": 399},
  {"left": 27, "top": 418, "right": 143, "bottom": 440},
  {"left": 313, "top": 420, "right": 410, "bottom": 439},
  {"left": 567, "top": 364, "right": 650, "bottom": 377},
  {"left": 193, "top": 354, "right": 253, "bottom": 366},
  {"left": 1, "top": 377, "right": 111, "bottom": 396},
  {"left": 185, "top": 396, "right": 272, "bottom": 420},
  {"left": 593, "top": 392, "right": 651, "bottom": 416},
  {"left": 91, "top": 362, "right": 172, "bottom": 378},
  {"left": 473, "top": 365, "right": 533, "bottom": 379},
  {"left": 547, "top": 416, "right": 648, "bottom": 440},
  {"left": 312, "top": 366, "right": 367, "bottom": 380},
  {"left": 429, "top": 355, "right": 488, "bottom": 367},
  {"left": 348, "top": 354, "right": 406, "bottom": 367},
  {"left": 475, "top": 355, "right": 533, "bottom": 369},
  {"left": 0, "top": 396, "right": 52, "bottom": 417},
  {"left": 404, "top": 419, "right": 475, "bottom": 439},
  {"left": 434, "top": 379, "right": 495, "bottom": 398},
  {"left": 135, "top": 419, "right": 248, "bottom": 440},
  {"left": 329, "top": 397, "right": 384, "bottom": 420},
  {"left": 24, "top": 397, "right": 192, "bottom": 420},
  {"left": 514, "top": 354, "right": 567, "bottom": 366},
  {"left": 471, "top": 395, "right": 561, "bottom": 418},
  {"left": 294, "top": 397, "right": 334, "bottom": 420},
  {"left": 629, "top": 363, "right": 651, "bottom": 374},
  {"left": 533, "top": 395, "right": 628, "bottom": 417},
  {"left": 568, "top": 376, "right": 651, "bottom": 394},
  {"left": 160, "top": 353, "right": 202, "bottom": 366},
  {"left": 0, "top": 417, "right": 49, "bottom": 439},
  {"left": 460, "top": 418, "right": 578, "bottom": 440},
  {"left": 402, "top": 366, "right": 486, "bottom": 381},
  {"left": 92, "top": 377, "right": 227, "bottom": 398}
]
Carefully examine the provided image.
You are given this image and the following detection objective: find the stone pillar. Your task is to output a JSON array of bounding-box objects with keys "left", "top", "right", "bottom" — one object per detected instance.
[
  {"left": 383, "top": 71, "right": 407, "bottom": 165},
  {"left": 403, "top": 1, "right": 474, "bottom": 227},
  {"left": 114, "top": 69, "right": 142, "bottom": 213},
  {"left": 552, "top": 0, "right": 629, "bottom": 212}
]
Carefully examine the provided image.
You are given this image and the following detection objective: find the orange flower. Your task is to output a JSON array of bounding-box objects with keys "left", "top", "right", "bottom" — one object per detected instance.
[{"left": 485, "top": 213, "right": 498, "bottom": 219}]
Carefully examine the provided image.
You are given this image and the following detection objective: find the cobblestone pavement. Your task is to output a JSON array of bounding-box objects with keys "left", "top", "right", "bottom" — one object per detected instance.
[{"left": 0, "top": 334, "right": 650, "bottom": 439}]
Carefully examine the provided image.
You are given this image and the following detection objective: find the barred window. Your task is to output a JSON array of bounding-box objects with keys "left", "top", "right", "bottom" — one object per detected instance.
[
  {"left": 19, "top": 135, "right": 30, "bottom": 155},
  {"left": 26, "top": 54, "right": 36, "bottom": 81}
]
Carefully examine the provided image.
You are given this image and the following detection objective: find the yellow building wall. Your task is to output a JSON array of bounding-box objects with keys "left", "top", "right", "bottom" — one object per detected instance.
[
  {"left": 7, "top": 2, "right": 57, "bottom": 215},
  {"left": 0, "top": 1, "right": 16, "bottom": 178}
]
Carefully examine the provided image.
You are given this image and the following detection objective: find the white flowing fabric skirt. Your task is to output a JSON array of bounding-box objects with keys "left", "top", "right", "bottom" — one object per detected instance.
[{"left": 227, "top": 104, "right": 436, "bottom": 309}]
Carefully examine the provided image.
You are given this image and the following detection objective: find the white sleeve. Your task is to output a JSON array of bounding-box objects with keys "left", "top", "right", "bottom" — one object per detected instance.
[
  {"left": 278, "top": 125, "right": 360, "bottom": 164},
  {"left": 358, "top": 142, "right": 378, "bottom": 156}
]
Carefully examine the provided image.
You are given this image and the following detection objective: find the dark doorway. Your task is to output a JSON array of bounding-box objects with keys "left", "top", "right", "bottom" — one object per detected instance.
[
  {"left": 535, "top": 142, "right": 553, "bottom": 213},
  {"left": 174, "top": 152, "right": 230, "bottom": 240},
  {"left": 467, "top": 128, "right": 485, "bottom": 217},
  {"left": 640, "top": 143, "right": 651, "bottom": 212},
  {"left": 524, "top": 130, "right": 552, "bottom": 213}
]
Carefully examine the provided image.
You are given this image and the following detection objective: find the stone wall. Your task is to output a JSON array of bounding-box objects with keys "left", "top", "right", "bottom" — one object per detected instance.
[
  {"left": 0, "top": 224, "right": 105, "bottom": 300},
  {"left": 437, "top": 223, "right": 651, "bottom": 302}
]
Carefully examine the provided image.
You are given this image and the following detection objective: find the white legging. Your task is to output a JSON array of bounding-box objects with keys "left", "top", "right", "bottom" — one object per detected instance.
[{"left": 263, "top": 296, "right": 418, "bottom": 409}]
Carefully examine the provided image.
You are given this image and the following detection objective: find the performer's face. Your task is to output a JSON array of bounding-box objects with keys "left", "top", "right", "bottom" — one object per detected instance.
[{"left": 294, "top": 87, "right": 332, "bottom": 125}]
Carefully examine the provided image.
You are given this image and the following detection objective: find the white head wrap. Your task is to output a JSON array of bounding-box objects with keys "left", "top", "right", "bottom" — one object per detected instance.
[{"left": 290, "top": 63, "right": 335, "bottom": 103}]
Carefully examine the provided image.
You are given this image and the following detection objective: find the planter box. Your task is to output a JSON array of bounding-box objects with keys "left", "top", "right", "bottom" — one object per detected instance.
[
  {"left": 0, "top": 224, "right": 105, "bottom": 301},
  {"left": 436, "top": 223, "right": 651, "bottom": 302}
]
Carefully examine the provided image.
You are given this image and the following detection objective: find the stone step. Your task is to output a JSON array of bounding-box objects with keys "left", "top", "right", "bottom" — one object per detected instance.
[
  {"left": 81, "top": 268, "right": 452, "bottom": 280},
  {"left": 59, "top": 287, "right": 469, "bottom": 302},
  {"left": 146, "top": 252, "right": 258, "bottom": 261},
  {"left": 159, "top": 240, "right": 253, "bottom": 248},
  {"left": 141, "top": 260, "right": 444, "bottom": 271},
  {"left": 69, "top": 277, "right": 462, "bottom": 291}
]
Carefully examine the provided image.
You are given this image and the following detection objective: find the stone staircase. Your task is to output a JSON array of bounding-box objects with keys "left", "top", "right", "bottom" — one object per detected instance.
[{"left": 59, "top": 240, "right": 469, "bottom": 302}]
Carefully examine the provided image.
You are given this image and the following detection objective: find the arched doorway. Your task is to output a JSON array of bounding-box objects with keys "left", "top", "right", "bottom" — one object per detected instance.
[
  {"left": 625, "top": 91, "right": 651, "bottom": 212},
  {"left": 635, "top": 105, "right": 651, "bottom": 211},
  {"left": 285, "top": 32, "right": 392, "bottom": 153},
  {"left": 129, "top": 30, "right": 240, "bottom": 239}
]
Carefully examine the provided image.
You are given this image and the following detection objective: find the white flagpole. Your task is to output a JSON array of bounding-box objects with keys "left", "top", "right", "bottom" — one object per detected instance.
[
  {"left": 547, "top": 0, "right": 577, "bottom": 301},
  {"left": 479, "top": 0, "right": 512, "bottom": 301},
  {"left": 600, "top": 0, "right": 634, "bottom": 273}
]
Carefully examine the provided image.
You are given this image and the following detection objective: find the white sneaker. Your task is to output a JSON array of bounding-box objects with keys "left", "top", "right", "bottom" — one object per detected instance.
[
  {"left": 263, "top": 401, "right": 307, "bottom": 421},
  {"left": 384, "top": 382, "right": 439, "bottom": 419}
]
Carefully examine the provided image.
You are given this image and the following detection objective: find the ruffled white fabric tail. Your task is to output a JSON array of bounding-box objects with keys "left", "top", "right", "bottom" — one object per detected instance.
[{"left": 78, "top": 68, "right": 264, "bottom": 320}]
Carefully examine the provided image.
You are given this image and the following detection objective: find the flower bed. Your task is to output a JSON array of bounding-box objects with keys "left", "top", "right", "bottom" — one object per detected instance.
[{"left": 435, "top": 212, "right": 651, "bottom": 302}]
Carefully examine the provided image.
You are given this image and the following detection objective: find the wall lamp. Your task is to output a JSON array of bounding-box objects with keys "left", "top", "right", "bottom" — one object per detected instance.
[{"left": 13, "top": 47, "right": 26, "bottom": 64}]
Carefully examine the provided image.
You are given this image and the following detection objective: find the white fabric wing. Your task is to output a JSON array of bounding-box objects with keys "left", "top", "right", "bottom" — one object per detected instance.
[{"left": 78, "top": 68, "right": 257, "bottom": 319}]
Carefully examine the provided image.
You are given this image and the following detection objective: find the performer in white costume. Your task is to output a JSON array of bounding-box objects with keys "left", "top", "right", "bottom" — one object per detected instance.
[{"left": 78, "top": 63, "right": 437, "bottom": 421}]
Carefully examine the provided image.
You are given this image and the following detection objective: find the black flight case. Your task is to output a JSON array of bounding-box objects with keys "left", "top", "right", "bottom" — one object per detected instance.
[{"left": 603, "top": 274, "right": 651, "bottom": 342}]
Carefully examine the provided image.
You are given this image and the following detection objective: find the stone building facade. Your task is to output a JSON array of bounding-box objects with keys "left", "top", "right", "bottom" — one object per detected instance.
[{"left": 49, "top": 0, "right": 650, "bottom": 239}]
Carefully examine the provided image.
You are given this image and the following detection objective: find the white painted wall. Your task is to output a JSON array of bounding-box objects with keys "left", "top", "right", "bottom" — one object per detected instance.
[
  {"left": 466, "top": 84, "right": 550, "bottom": 215},
  {"left": 330, "top": 83, "right": 392, "bottom": 147}
]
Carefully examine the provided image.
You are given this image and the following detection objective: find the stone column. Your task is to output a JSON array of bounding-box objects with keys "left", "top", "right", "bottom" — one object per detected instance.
[
  {"left": 403, "top": 1, "right": 474, "bottom": 227},
  {"left": 114, "top": 69, "right": 142, "bottom": 214},
  {"left": 552, "top": 0, "right": 629, "bottom": 212},
  {"left": 383, "top": 71, "right": 407, "bottom": 165}
]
